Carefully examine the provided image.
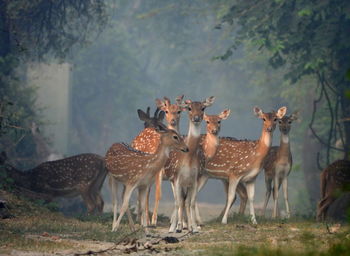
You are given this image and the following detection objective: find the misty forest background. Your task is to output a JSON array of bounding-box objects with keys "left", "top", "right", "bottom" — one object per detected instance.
[{"left": 0, "top": 0, "right": 349, "bottom": 217}]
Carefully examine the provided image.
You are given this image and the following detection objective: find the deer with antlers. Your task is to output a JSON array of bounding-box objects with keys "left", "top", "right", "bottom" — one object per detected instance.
[
  {"left": 106, "top": 123, "right": 188, "bottom": 232},
  {"left": 1, "top": 152, "right": 107, "bottom": 214},
  {"left": 165, "top": 96, "right": 215, "bottom": 233},
  {"left": 317, "top": 160, "right": 350, "bottom": 221},
  {"left": 203, "top": 106, "right": 287, "bottom": 224},
  {"left": 262, "top": 111, "right": 299, "bottom": 218},
  {"left": 130, "top": 96, "right": 184, "bottom": 226}
]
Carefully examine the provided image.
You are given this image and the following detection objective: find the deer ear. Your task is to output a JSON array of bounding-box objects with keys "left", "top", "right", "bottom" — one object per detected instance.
[
  {"left": 155, "top": 99, "right": 166, "bottom": 110},
  {"left": 158, "top": 110, "right": 165, "bottom": 121},
  {"left": 253, "top": 106, "right": 263, "bottom": 118},
  {"left": 176, "top": 95, "right": 184, "bottom": 105},
  {"left": 219, "top": 109, "right": 231, "bottom": 120},
  {"left": 203, "top": 96, "right": 215, "bottom": 107},
  {"left": 163, "top": 96, "right": 171, "bottom": 107},
  {"left": 137, "top": 109, "right": 149, "bottom": 122},
  {"left": 290, "top": 110, "right": 299, "bottom": 121},
  {"left": 154, "top": 123, "right": 168, "bottom": 133},
  {"left": 276, "top": 106, "right": 287, "bottom": 119}
]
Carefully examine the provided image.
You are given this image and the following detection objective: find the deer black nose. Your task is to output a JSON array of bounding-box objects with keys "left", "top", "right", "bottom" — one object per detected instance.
[
  {"left": 182, "top": 147, "right": 189, "bottom": 153},
  {"left": 170, "top": 119, "right": 177, "bottom": 126},
  {"left": 193, "top": 116, "right": 200, "bottom": 122},
  {"left": 211, "top": 129, "right": 218, "bottom": 135},
  {"left": 266, "top": 127, "right": 273, "bottom": 132}
]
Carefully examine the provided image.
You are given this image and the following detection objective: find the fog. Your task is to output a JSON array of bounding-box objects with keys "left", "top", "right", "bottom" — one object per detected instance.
[{"left": 28, "top": 1, "right": 311, "bottom": 215}]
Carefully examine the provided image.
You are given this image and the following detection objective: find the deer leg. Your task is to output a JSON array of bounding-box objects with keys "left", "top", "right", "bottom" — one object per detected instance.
[
  {"left": 263, "top": 177, "right": 272, "bottom": 217},
  {"left": 81, "top": 192, "right": 95, "bottom": 214},
  {"left": 113, "top": 185, "right": 134, "bottom": 232},
  {"left": 282, "top": 177, "right": 290, "bottom": 218},
  {"left": 169, "top": 181, "right": 180, "bottom": 233},
  {"left": 317, "top": 196, "right": 334, "bottom": 221},
  {"left": 272, "top": 175, "right": 280, "bottom": 218},
  {"left": 219, "top": 180, "right": 229, "bottom": 218},
  {"left": 237, "top": 183, "right": 248, "bottom": 215},
  {"left": 151, "top": 169, "right": 163, "bottom": 226},
  {"left": 176, "top": 188, "right": 185, "bottom": 233},
  {"left": 245, "top": 181, "right": 257, "bottom": 225},
  {"left": 195, "top": 175, "right": 208, "bottom": 226},
  {"left": 170, "top": 181, "right": 177, "bottom": 225},
  {"left": 222, "top": 178, "right": 239, "bottom": 224},
  {"left": 109, "top": 177, "right": 119, "bottom": 230},
  {"left": 189, "top": 185, "right": 199, "bottom": 233},
  {"left": 138, "top": 186, "right": 148, "bottom": 227},
  {"left": 145, "top": 186, "right": 151, "bottom": 226}
]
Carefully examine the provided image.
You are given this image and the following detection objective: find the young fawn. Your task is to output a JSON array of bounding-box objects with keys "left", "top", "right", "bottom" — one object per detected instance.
[
  {"left": 262, "top": 111, "right": 299, "bottom": 218},
  {"left": 131, "top": 96, "right": 184, "bottom": 226},
  {"left": 106, "top": 124, "right": 188, "bottom": 231},
  {"left": 1, "top": 152, "right": 107, "bottom": 214},
  {"left": 204, "top": 106, "right": 287, "bottom": 224},
  {"left": 165, "top": 96, "right": 215, "bottom": 233}
]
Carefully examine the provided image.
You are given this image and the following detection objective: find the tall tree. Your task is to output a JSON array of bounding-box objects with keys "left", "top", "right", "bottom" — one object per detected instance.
[{"left": 218, "top": 0, "right": 350, "bottom": 163}]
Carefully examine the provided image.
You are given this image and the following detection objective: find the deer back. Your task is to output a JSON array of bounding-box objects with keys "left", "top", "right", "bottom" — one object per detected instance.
[
  {"left": 320, "top": 160, "right": 350, "bottom": 199},
  {"left": 131, "top": 127, "right": 160, "bottom": 154},
  {"left": 28, "top": 153, "right": 106, "bottom": 196}
]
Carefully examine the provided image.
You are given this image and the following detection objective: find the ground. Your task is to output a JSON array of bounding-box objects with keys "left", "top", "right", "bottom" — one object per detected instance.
[{"left": 1, "top": 190, "right": 350, "bottom": 256}]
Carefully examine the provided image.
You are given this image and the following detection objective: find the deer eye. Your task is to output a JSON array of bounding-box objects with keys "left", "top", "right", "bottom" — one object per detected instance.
[
  {"left": 288, "top": 121, "right": 292, "bottom": 124},
  {"left": 206, "top": 121, "right": 209, "bottom": 124},
  {"left": 274, "top": 118, "right": 277, "bottom": 122},
  {"left": 279, "top": 120, "right": 282, "bottom": 124},
  {"left": 177, "top": 111, "right": 181, "bottom": 114},
  {"left": 188, "top": 107, "right": 192, "bottom": 111},
  {"left": 165, "top": 110, "right": 168, "bottom": 114},
  {"left": 218, "top": 121, "right": 221, "bottom": 124},
  {"left": 173, "top": 135, "right": 179, "bottom": 140},
  {"left": 263, "top": 118, "right": 266, "bottom": 122},
  {"left": 201, "top": 107, "right": 206, "bottom": 111}
]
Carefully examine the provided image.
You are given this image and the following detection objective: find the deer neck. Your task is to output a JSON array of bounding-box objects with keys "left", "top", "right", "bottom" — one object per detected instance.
[
  {"left": 203, "top": 133, "right": 219, "bottom": 160},
  {"left": 6, "top": 164, "right": 31, "bottom": 188},
  {"left": 277, "top": 133, "right": 291, "bottom": 158},
  {"left": 257, "top": 128, "right": 273, "bottom": 157},
  {"left": 150, "top": 140, "right": 172, "bottom": 170},
  {"left": 168, "top": 123, "right": 180, "bottom": 134},
  {"left": 185, "top": 121, "right": 201, "bottom": 156}
]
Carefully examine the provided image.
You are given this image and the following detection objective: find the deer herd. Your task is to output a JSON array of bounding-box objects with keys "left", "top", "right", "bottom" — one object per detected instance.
[{"left": 5, "top": 94, "right": 347, "bottom": 232}]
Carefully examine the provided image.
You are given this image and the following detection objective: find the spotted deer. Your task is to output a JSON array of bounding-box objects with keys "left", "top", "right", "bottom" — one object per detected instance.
[
  {"left": 204, "top": 106, "right": 287, "bottom": 225},
  {"left": 317, "top": 160, "right": 350, "bottom": 221},
  {"left": 165, "top": 96, "right": 215, "bottom": 233},
  {"left": 195, "top": 111, "right": 249, "bottom": 223},
  {"left": 106, "top": 124, "right": 188, "bottom": 231},
  {"left": 130, "top": 96, "right": 184, "bottom": 226},
  {"left": 1, "top": 152, "right": 107, "bottom": 213},
  {"left": 262, "top": 111, "right": 299, "bottom": 218}
]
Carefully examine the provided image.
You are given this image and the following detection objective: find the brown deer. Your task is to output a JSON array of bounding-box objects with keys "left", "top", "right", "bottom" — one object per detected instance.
[
  {"left": 131, "top": 96, "right": 184, "bottom": 226},
  {"left": 106, "top": 124, "right": 188, "bottom": 231},
  {"left": 165, "top": 96, "right": 215, "bottom": 233},
  {"left": 262, "top": 111, "right": 299, "bottom": 218},
  {"left": 1, "top": 152, "right": 107, "bottom": 213},
  {"left": 317, "top": 160, "right": 350, "bottom": 221},
  {"left": 203, "top": 106, "right": 287, "bottom": 225}
]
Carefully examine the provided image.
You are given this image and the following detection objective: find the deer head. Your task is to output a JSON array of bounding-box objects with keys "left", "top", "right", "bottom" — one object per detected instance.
[
  {"left": 204, "top": 109, "right": 230, "bottom": 135},
  {"left": 254, "top": 106, "right": 287, "bottom": 133},
  {"left": 183, "top": 96, "right": 215, "bottom": 125},
  {"left": 155, "top": 95, "right": 184, "bottom": 131},
  {"left": 137, "top": 107, "right": 165, "bottom": 129},
  {"left": 278, "top": 110, "right": 299, "bottom": 135}
]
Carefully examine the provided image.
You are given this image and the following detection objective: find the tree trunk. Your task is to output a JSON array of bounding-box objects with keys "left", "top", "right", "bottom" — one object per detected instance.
[
  {"left": 0, "top": 0, "right": 10, "bottom": 59},
  {"left": 340, "top": 91, "right": 350, "bottom": 160}
]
